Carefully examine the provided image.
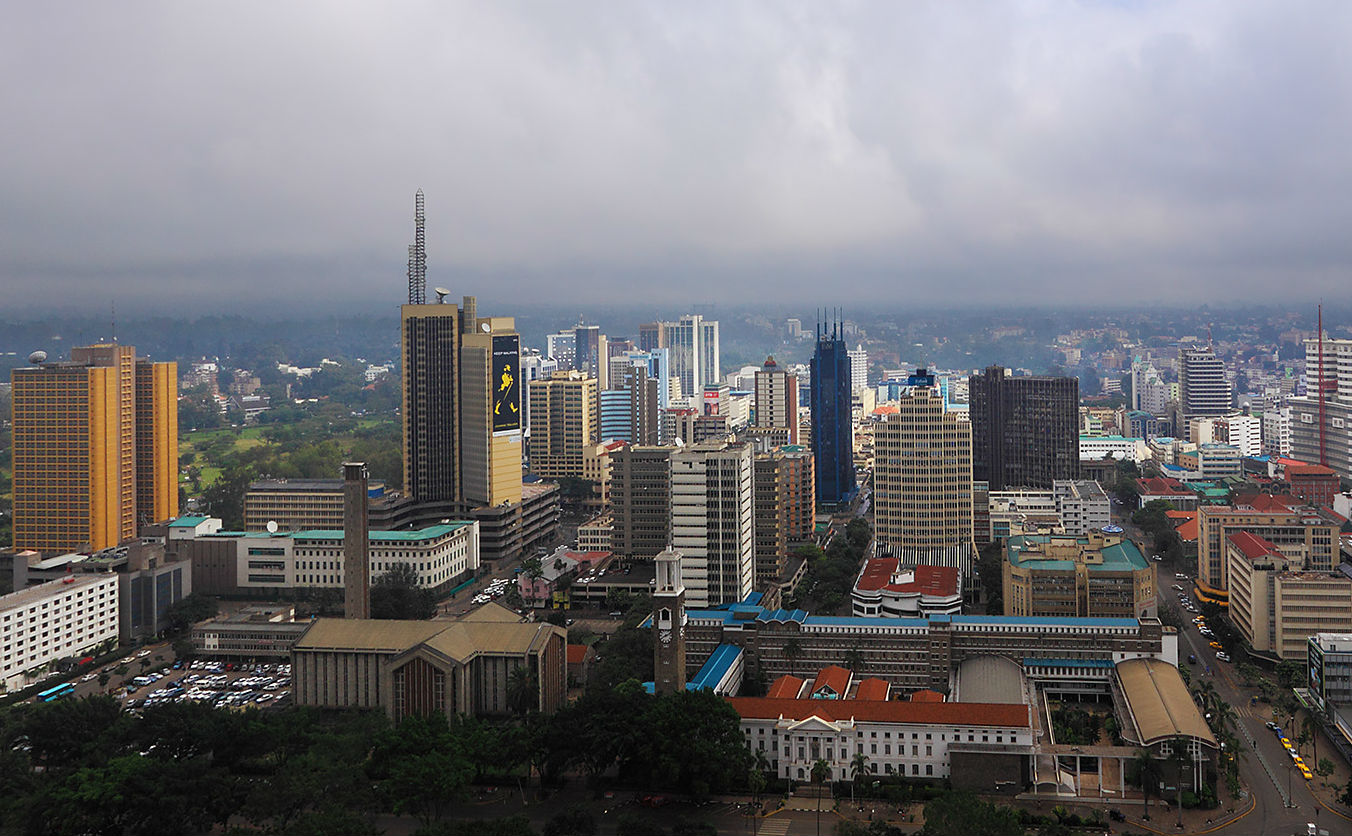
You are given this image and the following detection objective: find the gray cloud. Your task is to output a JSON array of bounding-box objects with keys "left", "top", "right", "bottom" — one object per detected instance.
[{"left": 3, "top": 1, "right": 1352, "bottom": 312}]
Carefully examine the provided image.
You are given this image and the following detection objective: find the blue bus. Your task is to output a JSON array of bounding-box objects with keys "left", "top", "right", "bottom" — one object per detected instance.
[{"left": 36, "top": 683, "right": 75, "bottom": 702}]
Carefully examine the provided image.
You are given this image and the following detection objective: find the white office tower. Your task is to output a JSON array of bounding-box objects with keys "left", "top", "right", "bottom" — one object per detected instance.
[
  {"left": 661, "top": 315, "right": 720, "bottom": 400},
  {"left": 848, "top": 345, "right": 869, "bottom": 391},
  {"left": 670, "top": 439, "right": 754, "bottom": 608},
  {"left": 1262, "top": 408, "right": 1292, "bottom": 457},
  {"left": 753, "top": 357, "right": 800, "bottom": 444},
  {"left": 1179, "top": 348, "right": 1232, "bottom": 422},
  {"left": 1131, "top": 361, "right": 1170, "bottom": 415},
  {"left": 545, "top": 331, "right": 576, "bottom": 370},
  {"left": 1289, "top": 335, "right": 1352, "bottom": 480},
  {"left": 1215, "top": 414, "right": 1262, "bottom": 458}
]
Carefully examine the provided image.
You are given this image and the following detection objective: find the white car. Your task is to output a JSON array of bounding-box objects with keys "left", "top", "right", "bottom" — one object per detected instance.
[{"left": 1216, "top": 652, "right": 1231, "bottom": 662}]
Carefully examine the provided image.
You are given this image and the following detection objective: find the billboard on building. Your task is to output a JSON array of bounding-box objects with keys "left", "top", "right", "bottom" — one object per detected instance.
[{"left": 492, "top": 334, "right": 521, "bottom": 435}]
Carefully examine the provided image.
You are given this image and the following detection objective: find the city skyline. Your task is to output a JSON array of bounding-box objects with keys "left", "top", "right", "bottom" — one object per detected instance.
[{"left": 6, "top": 3, "right": 1352, "bottom": 311}]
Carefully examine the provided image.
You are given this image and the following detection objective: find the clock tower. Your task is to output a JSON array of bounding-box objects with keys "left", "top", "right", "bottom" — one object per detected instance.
[{"left": 653, "top": 547, "right": 687, "bottom": 695}]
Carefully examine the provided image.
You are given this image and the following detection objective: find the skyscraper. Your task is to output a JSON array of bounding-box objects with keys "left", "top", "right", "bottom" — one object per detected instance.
[
  {"left": 848, "top": 344, "right": 869, "bottom": 392},
  {"left": 11, "top": 344, "right": 177, "bottom": 552},
  {"left": 969, "top": 366, "right": 1079, "bottom": 491},
  {"left": 671, "top": 439, "right": 754, "bottom": 607},
  {"left": 526, "top": 371, "right": 599, "bottom": 479},
  {"left": 640, "top": 315, "right": 719, "bottom": 401},
  {"left": 401, "top": 302, "right": 461, "bottom": 508},
  {"left": 753, "top": 445, "right": 815, "bottom": 589},
  {"left": 610, "top": 445, "right": 673, "bottom": 561},
  {"left": 1290, "top": 334, "right": 1352, "bottom": 480},
  {"left": 754, "top": 356, "right": 799, "bottom": 444},
  {"left": 1178, "top": 347, "right": 1232, "bottom": 423},
  {"left": 811, "top": 321, "right": 856, "bottom": 506},
  {"left": 459, "top": 313, "right": 523, "bottom": 508},
  {"left": 873, "top": 386, "right": 976, "bottom": 578}
]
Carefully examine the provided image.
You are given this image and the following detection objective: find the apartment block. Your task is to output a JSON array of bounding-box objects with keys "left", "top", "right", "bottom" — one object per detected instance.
[{"left": 1, "top": 575, "right": 120, "bottom": 690}]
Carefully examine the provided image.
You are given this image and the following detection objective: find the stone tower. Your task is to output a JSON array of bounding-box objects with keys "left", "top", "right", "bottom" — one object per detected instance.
[{"left": 653, "top": 547, "right": 687, "bottom": 695}]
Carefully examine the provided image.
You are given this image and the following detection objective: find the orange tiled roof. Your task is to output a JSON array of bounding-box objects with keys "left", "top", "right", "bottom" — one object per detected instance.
[
  {"left": 811, "top": 665, "right": 852, "bottom": 698},
  {"left": 854, "top": 678, "right": 890, "bottom": 701},
  {"left": 1227, "top": 530, "right": 1281, "bottom": 561},
  {"left": 566, "top": 644, "right": 591, "bottom": 665},
  {"left": 767, "top": 675, "right": 806, "bottom": 699},
  {"left": 725, "top": 697, "right": 1030, "bottom": 728},
  {"left": 909, "top": 689, "right": 945, "bottom": 702}
]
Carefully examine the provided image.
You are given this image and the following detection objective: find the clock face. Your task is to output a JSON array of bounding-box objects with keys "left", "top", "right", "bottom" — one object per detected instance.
[{"left": 660, "top": 630, "right": 672, "bottom": 644}]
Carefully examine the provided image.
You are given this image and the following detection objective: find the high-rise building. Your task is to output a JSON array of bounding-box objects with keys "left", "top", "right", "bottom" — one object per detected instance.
[
  {"left": 754, "top": 356, "right": 799, "bottom": 444},
  {"left": 1262, "top": 408, "right": 1292, "bottom": 457},
  {"left": 811, "top": 322, "right": 856, "bottom": 506},
  {"left": 753, "top": 445, "right": 815, "bottom": 589},
  {"left": 526, "top": 371, "right": 599, "bottom": 479},
  {"left": 599, "top": 359, "right": 662, "bottom": 445},
  {"left": 1227, "top": 531, "right": 1352, "bottom": 661},
  {"left": 401, "top": 302, "right": 462, "bottom": 508},
  {"left": 640, "top": 315, "right": 719, "bottom": 400},
  {"left": 459, "top": 314, "right": 523, "bottom": 508},
  {"left": 671, "top": 439, "right": 754, "bottom": 607},
  {"left": 969, "top": 366, "right": 1079, "bottom": 491},
  {"left": 872, "top": 387, "right": 975, "bottom": 578},
  {"left": 1178, "top": 347, "right": 1232, "bottom": 422},
  {"left": 1130, "top": 360, "right": 1170, "bottom": 415},
  {"left": 11, "top": 344, "right": 177, "bottom": 553},
  {"left": 1289, "top": 334, "right": 1352, "bottom": 480},
  {"left": 610, "top": 445, "right": 673, "bottom": 561},
  {"left": 848, "top": 345, "right": 869, "bottom": 392}
]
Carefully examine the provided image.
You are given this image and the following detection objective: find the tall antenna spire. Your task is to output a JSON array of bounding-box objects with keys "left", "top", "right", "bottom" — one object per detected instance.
[{"left": 407, "top": 189, "right": 427, "bottom": 304}]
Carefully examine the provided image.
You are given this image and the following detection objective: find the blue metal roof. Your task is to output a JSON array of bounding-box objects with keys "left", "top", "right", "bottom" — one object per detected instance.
[
  {"left": 689, "top": 644, "right": 742, "bottom": 690},
  {"left": 756, "top": 608, "right": 808, "bottom": 624}
]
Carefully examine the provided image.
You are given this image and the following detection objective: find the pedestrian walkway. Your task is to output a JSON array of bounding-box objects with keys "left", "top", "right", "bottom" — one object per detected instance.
[{"left": 756, "top": 817, "right": 791, "bottom": 835}]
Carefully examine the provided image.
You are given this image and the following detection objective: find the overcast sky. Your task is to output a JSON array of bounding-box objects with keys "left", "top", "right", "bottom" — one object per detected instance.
[{"left": 4, "top": 2, "right": 1352, "bottom": 313}]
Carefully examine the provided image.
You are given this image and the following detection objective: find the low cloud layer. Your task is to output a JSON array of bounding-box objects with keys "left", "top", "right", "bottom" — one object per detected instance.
[{"left": 4, "top": 2, "right": 1351, "bottom": 312}]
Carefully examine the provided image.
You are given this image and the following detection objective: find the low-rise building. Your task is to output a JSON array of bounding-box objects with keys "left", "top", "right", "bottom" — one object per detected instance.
[
  {"left": 244, "top": 478, "right": 388, "bottom": 532},
  {"left": 1053, "top": 480, "right": 1111, "bottom": 535},
  {"left": 291, "top": 604, "right": 566, "bottom": 720},
  {"left": 851, "top": 559, "right": 962, "bottom": 617},
  {"left": 171, "top": 521, "right": 478, "bottom": 598},
  {"left": 1176, "top": 444, "right": 1241, "bottom": 479},
  {"left": 1004, "top": 529, "right": 1155, "bottom": 619},
  {"left": 1079, "top": 435, "right": 1149, "bottom": 463},
  {"left": 1136, "top": 477, "right": 1199, "bottom": 511},
  {"left": 1226, "top": 531, "right": 1352, "bottom": 661},
  {"left": 1, "top": 575, "right": 120, "bottom": 691},
  {"left": 577, "top": 512, "right": 613, "bottom": 553}
]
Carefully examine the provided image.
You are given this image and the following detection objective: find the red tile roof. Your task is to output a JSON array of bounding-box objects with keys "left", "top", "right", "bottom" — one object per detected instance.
[
  {"left": 811, "top": 665, "right": 853, "bottom": 698},
  {"left": 725, "top": 697, "right": 1030, "bottom": 728},
  {"left": 1233, "top": 493, "right": 1301, "bottom": 513},
  {"left": 1138, "top": 477, "right": 1190, "bottom": 496},
  {"left": 1286, "top": 463, "right": 1337, "bottom": 477},
  {"left": 767, "top": 675, "right": 806, "bottom": 699},
  {"left": 853, "top": 559, "right": 959, "bottom": 597},
  {"left": 854, "top": 678, "right": 891, "bottom": 701},
  {"left": 908, "top": 689, "right": 945, "bottom": 703},
  {"left": 566, "top": 644, "right": 591, "bottom": 665},
  {"left": 1227, "top": 531, "right": 1282, "bottom": 561}
]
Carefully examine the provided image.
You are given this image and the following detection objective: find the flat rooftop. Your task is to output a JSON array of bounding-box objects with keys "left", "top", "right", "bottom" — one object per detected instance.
[{"left": 1, "top": 575, "right": 113, "bottom": 612}]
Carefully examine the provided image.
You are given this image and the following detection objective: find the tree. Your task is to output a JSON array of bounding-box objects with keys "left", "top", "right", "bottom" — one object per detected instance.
[
  {"left": 1132, "top": 749, "right": 1161, "bottom": 820},
  {"left": 1318, "top": 758, "right": 1335, "bottom": 778},
  {"left": 507, "top": 666, "right": 539, "bottom": 716},
  {"left": 1169, "top": 740, "right": 1189, "bottom": 828},
  {"left": 371, "top": 713, "right": 474, "bottom": 828},
  {"left": 811, "top": 758, "right": 831, "bottom": 836},
  {"left": 784, "top": 637, "right": 803, "bottom": 676},
  {"left": 1276, "top": 660, "right": 1305, "bottom": 689},
  {"left": 370, "top": 563, "right": 437, "bottom": 620},
  {"left": 919, "top": 789, "right": 1022, "bottom": 836},
  {"left": 544, "top": 805, "right": 597, "bottom": 836},
  {"left": 850, "top": 751, "right": 870, "bottom": 806},
  {"left": 164, "top": 594, "right": 219, "bottom": 635},
  {"left": 843, "top": 647, "right": 866, "bottom": 676}
]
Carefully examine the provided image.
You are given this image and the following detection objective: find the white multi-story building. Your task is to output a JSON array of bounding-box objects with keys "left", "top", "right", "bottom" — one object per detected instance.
[
  {"left": 1053, "top": 480, "right": 1111, "bottom": 535},
  {"left": 754, "top": 358, "right": 800, "bottom": 444},
  {"left": 1131, "top": 361, "right": 1170, "bottom": 415},
  {"left": 1262, "top": 408, "right": 1293, "bottom": 457},
  {"left": 1, "top": 575, "right": 120, "bottom": 690},
  {"left": 1179, "top": 348, "right": 1232, "bottom": 422},
  {"left": 670, "top": 439, "right": 754, "bottom": 608},
  {"left": 1078, "top": 435, "right": 1149, "bottom": 463},
  {"left": 1216, "top": 414, "right": 1262, "bottom": 457},
  {"left": 848, "top": 345, "right": 869, "bottom": 391}
]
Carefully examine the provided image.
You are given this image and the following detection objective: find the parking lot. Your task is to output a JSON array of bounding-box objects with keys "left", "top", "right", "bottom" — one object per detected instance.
[{"left": 121, "top": 659, "right": 292, "bottom": 712}]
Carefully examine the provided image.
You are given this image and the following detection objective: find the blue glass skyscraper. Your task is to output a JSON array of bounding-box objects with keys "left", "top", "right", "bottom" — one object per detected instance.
[{"left": 811, "top": 320, "right": 856, "bottom": 506}]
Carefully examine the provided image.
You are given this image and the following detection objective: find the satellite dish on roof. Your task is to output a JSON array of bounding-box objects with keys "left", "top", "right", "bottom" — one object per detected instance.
[
  {"left": 266, "top": 520, "right": 278, "bottom": 534},
  {"left": 434, "top": 287, "right": 450, "bottom": 303},
  {"left": 28, "top": 350, "right": 47, "bottom": 364},
  {"left": 480, "top": 322, "right": 491, "bottom": 333}
]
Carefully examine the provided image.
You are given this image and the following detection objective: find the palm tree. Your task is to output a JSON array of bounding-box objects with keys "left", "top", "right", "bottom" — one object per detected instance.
[
  {"left": 1133, "top": 748, "right": 1161, "bottom": 821},
  {"left": 1301, "top": 714, "right": 1318, "bottom": 763},
  {"left": 843, "top": 647, "right": 866, "bottom": 676},
  {"left": 784, "top": 637, "right": 803, "bottom": 677},
  {"left": 850, "top": 751, "right": 870, "bottom": 807},
  {"left": 1169, "top": 739, "right": 1189, "bottom": 829},
  {"left": 506, "top": 665, "right": 537, "bottom": 716},
  {"left": 811, "top": 758, "right": 831, "bottom": 836}
]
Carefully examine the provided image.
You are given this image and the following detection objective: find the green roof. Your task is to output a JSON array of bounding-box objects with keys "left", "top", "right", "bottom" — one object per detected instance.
[
  {"left": 294, "top": 523, "right": 471, "bottom": 541},
  {"left": 169, "top": 516, "right": 211, "bottom": 527},
  {"left": 1006, "top": 534, "right": 1148, "bottom": 572}
]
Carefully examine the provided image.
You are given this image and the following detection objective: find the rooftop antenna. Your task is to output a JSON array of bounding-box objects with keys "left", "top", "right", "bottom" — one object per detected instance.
[
  {"left": 434, "top": 286, "right": 450, "bottom": 304},
  {"left": 110, "top": 301, "right": 116, "bottom": 343},
  {"left": 407, "top": 189, "right": 427, "bottom": 304}
]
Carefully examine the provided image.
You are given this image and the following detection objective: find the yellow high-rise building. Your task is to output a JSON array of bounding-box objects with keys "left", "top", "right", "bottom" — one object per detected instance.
[
  {"left": 460, "top": 317, "right": 523, "bottom": 508},
  {"left": 11, "top": 344, "right": 177, "bottom": 553},
  {"left": 527, "top": 371, "right": 599, "bottom": 479}
]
